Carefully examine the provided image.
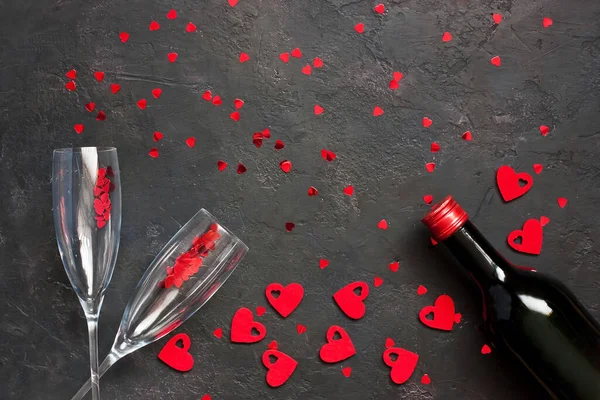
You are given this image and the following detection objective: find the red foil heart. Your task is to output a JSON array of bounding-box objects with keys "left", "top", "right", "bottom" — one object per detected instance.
[
  {"left": 230, "top": 307, "right": 266, "bottom": 343},
  {"left": 319, "top": 325, "right": 356, "bottom": 363},
  {"left": 158, "top": 333, "right": 194, "bottom": 372},
  {"left": 262, "top": 349, "right": 298, "bottom": 387},
  {"left": 496, "top": 165, "right": 533, "bottom": 202},
  {"left": 265, "top": 283, "right": 304, "bottom": 318},
  {"left": 333, "top": 281, "right": 369, "bottom": 320},
  {"left": 419, "top": 294, "right": 459, "bottom": 331},
  {"left": 383, "top": 347, "right": 419, "bottom": 384},
  {"left": 507, "top": 218, "right": 543, "bottom": 255}
]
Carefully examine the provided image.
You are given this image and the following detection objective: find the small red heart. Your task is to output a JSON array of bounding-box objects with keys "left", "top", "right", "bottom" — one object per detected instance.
[
  {"left": 490, "top": 56, "right": 501, "bottom": 67},
  {"left": 186, "top": 22, "right": 197, "bottom": 32},
  {"left": 492, "top": 13, "right": 503, "bottom": 24},
  {"left": 539, "top": 125, "right": 550, "bottom": 136},
  {"left": 285, "top": 222, "right": 295, "bottom": 232},
  {"left": 94, "top": 71, "right": 105, "bottom": 82},
  {"left": 185, "top": 137, "right": 196, "bottom": 148},
  {"left": 533, "top": 164, "right": 543, "bottom": 174},
  {"left": 430, "top": 142, "right": 440, "bottom": 153},
  {"left": 385, "top": 338, "right": 395, "bottom": 348},
  {"left": 419, "top": 294, "right": 458, "bottom": 331},
  {"left": 262, "top": 349, "right": 297, "bottom": 387},
  {"left": 354, "top": 23, "right": 365, "bottom": 33},
  {"left": 261, "top": 128, "right": 271, "bottom": 138},
  {"left": 256, "top": 306, "right": 266, "bottom": 316},
  {"left": 389, "top": 80, "right": 399, "bottom": 90},
  {"left": 149, "top": 20, "right": 160, "bottom": 31},
  {"left": 239, "top": 52, "right": 250, "bottom": 63},
  {"left": 279, "top": 52, "right": 290, "bottom": 63},
  {"left": 423, "top": 195, "right": 433, "bottom": 204},
  {"left": 66, "top": 69, "right": 77, "bottom": 79},
  {"left": 540, "top": 216, "right": 550, "bottom": 226},
  {"left": 557, "top": 197, "right": 567, "bottom": 208},
  {"left": 373, "top": 3, "right": 385, "bottom": 14},
  {"left": 383, "top": 347, "right": 419, "bottom": 384},
  {"left": 230, "top": 307, "right": 266, "bottom": 343},
  {"left": 212, "top": 95, "right": 222, "bottom": 106},
  {"left": 137, "top": 98, "right": 147, "bottom": 109},
  {"left": 422, "top": 117, "right": 432, "bottom": 127},
  {"left": 301, "top": 64, "right": 312, "bottom": 75},
  {"left": 342, "top": 367, "right": 352, "bottom": 377},
  {"left": 378, "top": 219, "right": 388, "bottom": 230},
  {"left": 389, "top": 261, "right": 399, "bottom": 272},
  {"left": 228, "top": 0, "right": 238, "bottom": 7},
  {"left": 425, "top": 162, "right": 435, "bottom": 173},
  {"left": 319, "top": 259, "right": 329, "bottom": 269},
  {"left": 421, "top": 374, "right": 431, "bottom": 384},
  {"left": 201, "top": 395, "right": 211, "bottom": 400},
  {"left": 265, "top": 283, "right": 304, "bottom": 318},
  {"left": 85, "top": 102, "right": 96, "bottom": 112},
  {"left": 481, "top": 344, "right": 492, "bottom": 354},
  {"left": 313, "top": 57, "right": 324, "bottom": 68},
  {"left": 280, "top": 160, "right": 292, "bottom": 173},
  {"left": 314, "top": 104, "right": 324, "bottom": 115},
  {"left": 442, "top": 32, "right": 452, "bottom": 42},
  {"left": 319, "top": 325, "right": 356, "bottom": 363},
  {"left": 217, "top": 160, "right": 228, "bottom": 171},
  {"left": 152, "top": 88, "right": 162, "bottom": 98},
  {"left": 508, "top": 218, "right": 543, "bottom": 255},
  {"left": 119, "top": 32, "right": 130, "bottom": 42},
  {"left": 267, "top": 340, "right": 278, "bottom": 349},
  {"left": 167, "top": 52, "right": 179, "bottom": 63},
  {"left": 291, "top": 48, "right": 302, "bottom": 58},
  {"left": 274, "top": 140, "right": 285, "bottom": 150},
  {"left": 149, "top": 148, "right": 159, "bottom": 158},
  {"left": 296, "top": 324, "right": 306, "bottom": 334},
  {"left": 74, "top": 124, "right": 84, "bottom": 134},
  {"left": 96, "top": 111, "right": 106, "bottom": 121},
  {"left": 496, "top": 165, "right": 533, "bottom": 202},
  {"left": 373, "top": 106, "right": 384, "bottom": 117},
  {"left": 343, "top": 185, "right": 354, "bottom": 196},
  {"left": 110, "top": 83, "right": 121, "bottom": 94},
  {"left": 542, "top": 17, "right": 553, "bottom": 28},
  {"left": 393, "top": 71, "right": 403, "bottom": 81},
  {"left": 213, "top": 328, "right": 223, "bottom": 339},
  {"left": 234, "top": 98, "right": 244, "bottom": 109},
  {"left": 308, "top": 186, "right": 318, "bottom": 196},
  {"left": 65, "top": 81, "right": 76, "bottom": 91},
  {"left": 321, "top": 149, "right": 336, "bottom": 161},
  {"left": 373, "top": 276, "right": 383, "bottom": 287},
  {"left": 158, "top": 333, "right": 194, "bottom": 372},
  {"left": 202, "top": 91, "right": 213, "bottom": 101},
  {"left": 252, "top": 133, "right": 263, "bottom": 148},
  {"left": 237, "top": 163, "right": 247, "bottom": 174},
  {"left": 333, "top": 281, "right": 369, "bottom": 320},
  {"left": 230, "top": 111, "right": 241, "bottom": 121},
  {"left": 417, "top": 285, "right": 427, "bottom": 295},
  {"left": 462, "top": 131, "right": 472, "bottom": 141},
  {"left": 166, "top": 9, "right": 177, "bottom": 19}
]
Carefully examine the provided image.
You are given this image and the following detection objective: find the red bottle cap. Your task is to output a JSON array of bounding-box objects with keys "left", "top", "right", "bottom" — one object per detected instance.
[{"left": 422, "top": 195, "right": 469, "bottom": 241}]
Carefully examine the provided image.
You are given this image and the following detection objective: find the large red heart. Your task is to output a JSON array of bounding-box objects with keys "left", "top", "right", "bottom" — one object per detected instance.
[
  {"left": 383, "top": 347, "right": 419, "bottom": 384},
  {"left": 333, "top": 281, "right": 369, "bottom": 320},
  {"left": 158, "top": 333, "right": 194, "bottom": 372},
  {"left": 319, "top": 325, "right": 356, "bottom": 363},
  {"left": 265, "top": 283, "right": 304, "bottom": 318},
  {"left": 496, "top": 165, "right": 533, "bottom": 202},
  {"left": 262, "top": 349, "right": 298, "bottom": 387},
  {"left": 419, "top": 294, "right": 459, "bottom": 331},
  {"left": 508, "top": 218, "right": 543, "bottom": 255},
  {"left": 230, "top": 307, "right": 266, "bottom": 343}
]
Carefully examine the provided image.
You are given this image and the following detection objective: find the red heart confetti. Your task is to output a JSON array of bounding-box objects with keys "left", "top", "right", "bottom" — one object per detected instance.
[
  {"left": 212, "top": 95, "right": 222, "bottom": 106},
  {"left": 296, "top": 324, "right": 307, "bottom": 334},
  {"left": 378, "top": 219, "right": 388, "bottom": 230},
  {"left": 280, "top": 160, "right": 292, "bottom": 173},
  {"left": 462, "top": 131, "right": 472, "bottom": 141},
  {"left": 262, "top": 349, "right": 297, "bottom": 388},
  {"left": 279, "top": 52, "right": 290, "bottom": 63},
  {"left": 301, "top": 64, "right": 312, "bottom": 75},
  {"left": 343, "top": 185, "right": 354, "bottom": 196},
  {"left": 383, "top": 347, "right": 419, "bottom": 384},
  {"left": 94, "top": 71, "right": 105, "bottom": 82},
  {"left": 261, "top": 128, "right": 271, "bottom": 138},
  {"left": 496, "top": 166, "right": 533, "bottom": 202},
  {"left": 96, "top": 111, "right": 106, "bottom": 121},
  {"left": 393, "top": 72, "right": 403, "bottom": 81},
  {"left": 419, "top": 294, "right": 460, "bottom": 331},
  {"left": 65, "top": 81, "right": 76, "bottom": 91},
  {"left": 385, "top": 338, "right": 395, "bottom": 348},
  {"left": 333, "top": 281, "right": 369, "bottom": 320},
  {"left": 374, "top": 276, "right": 383, "bottom": 287},
  {"left": 481, "top": 344, "right": 492, "bottom": 354},
  {"left": 252, "top": 133, "right": 264, "bottom": 148},
  {"left": 430, "top": 142, "right": 440, "bottom": 153},
  {"left": 389, "top": 80, "right": 399, "bottom": 90},
  {"left": 543, "top": 17, "right": 553, "bottom": 28},
  {"left": 149, "top": 20, "right": 160, "bottom": 31},
  {"left": 217, "top": 160, "right": 228, "bottom": 171},
  {"left": 186, "top": 22, "right": 197, "bottom": 32},
  {"left": 201, "top": 395, "right": 211, "bottom": 400},
  {"left": 137, "top": 99, "right": 147, "bottom": 110},
  {"left": 274, "top": 140, "right": 285, "bottom": 150},
  {"left": 558, "top": 197, "right": 568, "bottom": 208},
  {"left": 319, "top": 325, "right": 356, "bottom": 363},
  {"left": 285, "top": 222, "right": 295, "bottom": 232},
  {"left": 319, "top": 259, "right": 329, "bottom": 269},
  {"left": 421, "top": 374, "right": 431, "bottom": 384},
  {"left": 85, "top": 102, "right": 96, "bottom": 112},
  {"left": 490, "top": 56, "right": 501, "bottom": 66},
  {"left": 168, "top": 52, "right": 178, "bottom": 63},
  {"left": 65, "top": 69, "right": 76, "bottom": 79},
  {"left": 110, "top": 83, "right": 121, "bottom": 94},
  {"left": 213, "top": 328, "right": 223, "bottom": 339},
  {"left": 422, "top": 117, "right": 432, "bottom": 127},
  {"left": 239, "top": 52, "right": 250, "bottom": 63},
  {"left": 373, "top": 3, "right": 385, "bottom": 14},
  {"left": 417, "top": 285, "right": 428, "bottom": 295},
  {"left": 314, "top": 104, "right": 324, "bottom": 115},
  {"left": 507, "top": 218, "right": 543, "bottom": 255},
  {"left": 119, "top": 32, "right": 130, "bottom": 42},
  {"left": 230, "top": 111, "right": 241, "bottom": 121},
  {"left": 532, "top": 164, "right": 543, "bottom": 174},
  {"left": 540, "top": 216, "right": 550, "bottom": 226},
  {"left": 321, "top": 149, "right": 336, "bottom": 162},
  {"left": 425, "top": 162, "right": 435, "bottom": 173},
  {"left": 373, "top": 106, "right": 384, "bottom": 117},
  {"left": 202, "top": 91, "right": 213, "bottom": 101},
  {"left": 231, "top": 307, "right": 266, "bottom": 343},
  {"left": 237, "top": 163, "right": 247, "bottom": 174},
  {"left": 267, "top": 340, "right": 278, "bottom": 349},
  {"left": 149, "top": 148, "right": 159, "bottom": 158},
  {"left": 166, "top": 9, "right": 177, "bottom": 19},
  {"left": 291, "top": 48, "right": 302, "bottom": 58},
  {"left": 313, "top": 57, "right": 324, "bottom": 68},
  {"left": 74, "top": 124, "right": 84, "bottom": 134},
  {"left": 308, "top": 186, "right": 318, "bottom": 196},
  {"left": 256, "top": 306, "right": 266, "bottom": 316},
  {"left": 152, "top": 88, "right": 162, "bottom": 99},
  {"left": 354, "top": 23, "right": 365, "bottom": 33},
  {"left": 185, "top": 137, "right": 196, "bottom": 148},
  {"left": 234, "top": 98, "right": 244, "bottom": 109},
  {"left": 342, "top": 367, "right": 352, "bottom": 377},
  {"left": 492, "top": 13, "right": 503, "bottom": 24},
  {"left": 423, "top": 195, "right": 433, "bottom": 205},
  {"left": 389, "top": 261, "right": 399, "bottom": 272},
  {"left": 442, "top": 32, "right": 452, "bottom": 42},
  {"left": 228, "top": 0, "right": 238, "bottom": 7},
  {"left": 265, "top": 283, "right": 304, "bottom": 318},
  {"left": 539, "top": 125, "right": 550, "bottom": 136},
  {"left": 158, "top": 333, "right": 194, "bottom": 372}
]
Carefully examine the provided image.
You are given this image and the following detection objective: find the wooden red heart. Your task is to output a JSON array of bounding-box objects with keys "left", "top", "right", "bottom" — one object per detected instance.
[
  {"left": 419, "top": 294, "right": 458, "bottom": 331},
  {"left": 496, "top": 165, "right": 533, "bottom": 202},
  {"left": 319, "top": 325, "right": 356, "bottom": 363},
  {"left": 383, "top": 347, "right": 419, "bottom": 384},
  {"left": 158, "top": 333, "right": 194, "bottom": 372},
  {"left": 230, "top": 307, "right": 266, "bottom": 343},
  {"left": 262, "top": 349, "right": 298, "bottom": 387},
  {"left": 333, "top": 281, "right": 369, "bottom": 320},
  {"left": 507, "top": 218, "right": 543, "bottom": 255},
  {"left": 265, "top": 283, "right": 304, "bottom": 318}
]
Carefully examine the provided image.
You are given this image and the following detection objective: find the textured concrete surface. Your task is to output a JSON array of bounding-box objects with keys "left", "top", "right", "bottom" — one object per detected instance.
[{"left": 1, "top": 0, "right": 600, "bottom": 399}]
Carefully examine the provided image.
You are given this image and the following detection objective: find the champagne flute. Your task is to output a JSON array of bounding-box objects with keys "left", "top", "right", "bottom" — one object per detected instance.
[
  {"left": 53, "top": 147, "right": 122, "bottom": 400},
  {"left": 71, "top": 209, "right": 248, "bottom": 400}
]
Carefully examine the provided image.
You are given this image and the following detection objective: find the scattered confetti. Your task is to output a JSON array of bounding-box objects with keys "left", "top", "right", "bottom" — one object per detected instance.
[
  {"left": 65, "top": 81, "right": 76, "bottom": 91},
  {"left": 422, "top": 117, "right": 432, "bottom": 127},
  {"left": 425, "top": 162, "right": 435, "bottom": 173},
  {"left": 94, "top": 71, "right": 105, "bottom": 82},
  {"left": 319, "top": 259, "right": 329, "bottom": 269},
  {"left": 274, "top": 140, "right": 285, "bottom": 150},
  {"left": 421, "top": 374, "right": 431, "bottom": 384},
  {"left": 333, "top": 281, "right": 369, "bottom": 320},
  {"left": 481, "top": 344, "right": 492, "bottom": 354},
  {"left": 65, "top": 69, "right": 76, "bottom": 79},
  {"left": 152, "top": 88, "right": 162, "bottom": 98},
  {"left": 393, "top": 72, "right": 403, "bottom": 81},
  {"left": 153, "top": 132, "right": 164, "bottom": 142},
  {"left": 158, "top": 333, "right": 194, "bottom": 372},
  {"left": 267, "top": 340, "right": 278, "bottom": 349},
  {"left": 149, "top": 20, "right": 160, "bottom": 31},
  {"left": 508, "top": 219, "right": 543, "bottom": 255},
  {"left": 279, "top": 52, "right": 290, "bottom": 63},
  {"left": 256, "top": 306, "right": 266, "bottom": 316},
  {"left": 389, "top": 80, "right": 399, "bottom": 90},
  {"left": 74, "top": 124, "right": 84, "bottom": 134},
  {"left": 237, "top": 163, "right": 247, "bottom": 174},
  {"left": 291, "top": 48, "right": 302, "bottom": 58},
  {"left": 417, "top": 285, "right": 428, "bottom": 295},
  {"left": 442, "top": 32, "right": 452, "bottom": 42},
  {"left": 265, "top": 283, "right": 304, "bottom": 318},
  {"left": 212, "top": 95, "right": 222, "bottom": 106},
  {"left": 96, "top": 111, "right": 106, "bottom": 121},
  {"left": 149, "top": 148, "right": 159, "bottom": 158},
  {"left": 389, "top": 261, "right": 399, "bottom": 272},
  {"left": 213, "top": 328, "right": 223, "bottom": 339},
  {"left": 137, "top": 98, "right": 147, "bottom": 110},
  {"left": 321, "top": 149, "right": 336, "bottom": 161},
  {"left": 253, "top": 133, "right": 264, "bottom": 148},
  {"left": 385, "top": 338, "right": 395, "bottom": 348},
  {"left": 234, "top": 98, "right": 245, "bottom": 109},
  {"left": 285, "top": 222, "right": 295, "bottom": 232},
  {"left": 217, "top": 160, "right": 228, "bottom": 171},
  {"left": 85, "top": 102, "right": 96, "bottom": 112},
  {"left": 280, "top": 160, "right": 292, "bottom": 173},
  {"left": 383, "top": 347, "right": 419, "bottom": 384},
  {"left": 462, "top": 131, "right": 473, "bottom": 141},
  {"left": 342, "top": 367, "right": 352, "bottom": 377},
  {"left": 313, "top": 57, "right": 324, "bottom": 68},
  {"left": 430, "top": 142, "right": 440, "bottom": 153},
  {"left": 533, "top": 164, "right": 543, "bottom": 174},
  {"left": 540, "top": 216, "right": 550, "bottom": 226},
  {"left": 230, "top": 111, "right": 241, "bottom": 121},
  {"left": 239, "top": 52, "right": 250, "bottom": 63},
  {"left": 539, "top": 125, "right": 550, "bottom": 136},
  {"left": 308, "top": 186, "right": 319, "bottom": 196},
  {"left": 557, "top": 197, "right": 568, "bottom": 208},
  {"left": 373, "top": 3, "right": 385, "bottom": 14},
  {"left": 119, "top": 32, "right": 130, "bottom": 42},
  {"left": 202, "top": 91, "right": 213, "bottom": 101},
  {"left": 262, "top": 128, "right": 271, "bottom": 138},
  {"left": 419, "top": 294, "right": 461, "bottom": 331},
  {"left": 110, "top": 83, "right": 121, "bottom": 94},
  {"left": 492, "top": 13, "right": 503, "bottom": 24},
  {"left": 314, "top": 104, "right": 324, "bottom": 115},
  {"left": 230, "top": 307, "right": 266, "bottom": 343},
  {"left": 496, "top": 166, "right": 533, "bottom": 202},
  {"left": 201, "top": 395, "right": 212, "bottom": 400},
  {"left": 185, "top": 137, "right": 196, "bottom": 148},
  {"left": 166, "top": 9, "right": 177, "bottom": 19},
  {"left": 228, "top": 0, "right": 238, "bottom": 7},
  {"left": 343, "top": 185, "right": 354, "bottom": 196},
  {"left": 354, "top": 23, "right": 365, "bottom": 34},
  {"left": 319, "top": 325, "right": 356, "bottom": 363},
  {"left": 542, "top": 17, "right": 553, "bottom": 28},
  {"left": 168, "top": 52, "right": 178, "bottom": 63},
  {"left": 301, "top": 64, "right": 312, "bottom": 75},
  {"left": 186, "top": 22, "right": 197, "bottom": 32},
  {"left": 373, "top": 276, "right": 383, "bottom": 287},
  {"left": 373, "top": 106, "right": 384, "bottom": 117},
  {"left": 423, "top": 195, "right": 433, "bottom": 205},
  {"left": 490, "top": 56, "right": 501, "bottom": 67},
  {"left": 378, "top": 219, "right": 388, "bottom": 230},
  {"left": 262, "top": 349, "right": 297, "bottom": 387},
  {"left": 296, "top": 324, "right": 307, "bottom": 334}
]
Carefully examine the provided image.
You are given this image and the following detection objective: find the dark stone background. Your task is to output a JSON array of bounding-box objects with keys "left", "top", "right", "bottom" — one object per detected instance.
[{"left": 1, "top": 0, "right": 600, "bottom": 398}]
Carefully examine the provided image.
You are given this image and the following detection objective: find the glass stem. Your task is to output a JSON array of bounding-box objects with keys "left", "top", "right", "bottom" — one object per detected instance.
[
  {"left": 86, "top": 316, "right": 101, "bottom": 400},
  {"left": 71, "top": 349, "right": 120, "bottom": 400}
]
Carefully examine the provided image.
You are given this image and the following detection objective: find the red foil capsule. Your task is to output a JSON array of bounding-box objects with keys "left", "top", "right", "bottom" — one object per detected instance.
[{"left": 421, "top": 195, "right": 468, "bottom": 241}]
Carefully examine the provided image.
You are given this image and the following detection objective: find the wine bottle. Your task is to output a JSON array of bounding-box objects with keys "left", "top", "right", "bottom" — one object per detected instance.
[{"left": 422, "top": 196, "right": 600, "bottom": 400}]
